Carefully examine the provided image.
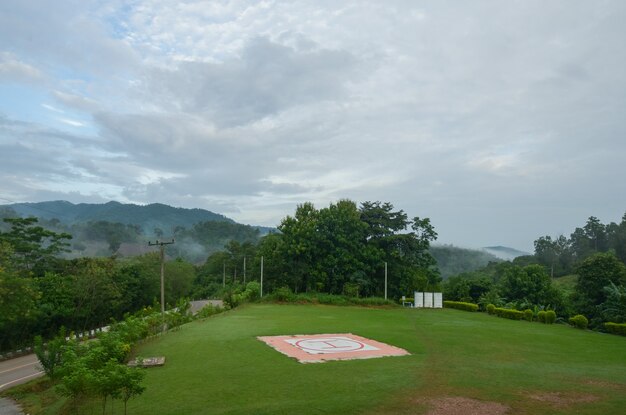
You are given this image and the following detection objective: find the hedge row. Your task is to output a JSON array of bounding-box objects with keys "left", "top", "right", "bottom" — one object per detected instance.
[
  {"left": 493, "top": 307, "right": 525, "bottom": 320},
  {"left": 605, "top": 322, "right": 626, "bottom": 336},
  {"left": 443, "top": 301, "right": 479, "bottom": 312}
]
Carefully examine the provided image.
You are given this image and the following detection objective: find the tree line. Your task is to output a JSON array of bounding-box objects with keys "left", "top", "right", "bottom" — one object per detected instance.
[
  {"left": 443, "top": 213, "right": 626, "bottom": 329},
  {"left": 1, "top": 200, "right": 438, "bottom": 351},
  {"left": 198, "top": 200, "right": 440, "bottom": 299}
]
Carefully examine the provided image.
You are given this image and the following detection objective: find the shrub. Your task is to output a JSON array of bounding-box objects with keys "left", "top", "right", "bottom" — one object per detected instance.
[
  {"left": 243, "top": 281, "right": 261, "bottom": 302},
  {"left": 443, "top": 301, "right": 479, "bottom": 312},
  {"left": 537, "top": 310, "right": 547, "bottom": 323},
  {"left": 195, "top": 303, "right": 224, "bottom": 319},
  {"left": 523, "top": 309, "right": 534, "bottom": 322},
  {"left": 605, "top": 322, "right": 626, "bottom": 336},
  {"left": 545, "top": 310, "right": 556, "bottom": 324},
  {"left": 494, "top": 307, "right": 525, "bottom": 320},
  {"left": 273, "top": 286, "right": 294, "bottom": 302},
  {"left": 569, "top": 314, "right": 589, "bottom": 329},
  {"left": 343, "top": 282, "right": 360, "bottom": 298},
  {"left": 486, "top": 304, "right": 496, "bottom": 315}
]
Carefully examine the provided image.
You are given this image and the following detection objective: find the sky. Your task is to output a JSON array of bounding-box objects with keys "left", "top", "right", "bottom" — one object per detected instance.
[{"left": 1, "top": 0, "right": 625, "bottom": 252}]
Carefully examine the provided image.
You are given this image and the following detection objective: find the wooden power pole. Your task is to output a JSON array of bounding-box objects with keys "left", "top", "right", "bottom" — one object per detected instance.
[{"left": 148, "top": 239, "right": 175, "bottom": 330}]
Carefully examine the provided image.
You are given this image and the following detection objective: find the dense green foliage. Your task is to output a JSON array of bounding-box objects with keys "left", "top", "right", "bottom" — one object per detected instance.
[
  {"left": 443, "top": 212, "right": 626, "bottom": 331},
  {"left": 0, "top": 218, "right": 198, "bottom": 352},
  {"left": 443, "top": 300, "right": 479, "bottom": 312},
  {"left": 199, "top": 200, "right": 439, "bottom": 300}
]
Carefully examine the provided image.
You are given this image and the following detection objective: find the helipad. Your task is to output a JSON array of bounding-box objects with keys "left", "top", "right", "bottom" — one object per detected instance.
[{"left": 257, "top": 333, "right": 410, "bottom": 363}]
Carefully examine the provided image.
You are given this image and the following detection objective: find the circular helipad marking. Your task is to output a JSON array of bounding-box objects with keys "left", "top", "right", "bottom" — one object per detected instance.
[{"left": 294, "top": 337, "right": 366, "bottom": 353}]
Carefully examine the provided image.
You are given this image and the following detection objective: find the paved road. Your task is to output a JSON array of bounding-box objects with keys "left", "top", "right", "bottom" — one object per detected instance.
[{"left": 0, "top": 353, "right": 43, "bottom": 392}]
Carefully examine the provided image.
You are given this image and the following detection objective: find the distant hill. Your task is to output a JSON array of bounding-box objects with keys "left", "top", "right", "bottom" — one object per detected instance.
[
  {"left": 6, "top": 200, "right": 234, "bottom": 234},
  {"left": 482, "top": 246, "right": 530, "bottom": 261},
  {"left": 430, "top": 244, "right": 501, "bottom": 279},
  {"left": 1, "top": 200, "right": 274, "bottom": 263}
]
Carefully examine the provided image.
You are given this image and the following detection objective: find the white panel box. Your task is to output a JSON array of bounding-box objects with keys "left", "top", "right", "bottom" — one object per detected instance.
[
  {"left": 424, "top": 292, "right": 434, "bottom": 308},
  {"left": 414, "top": 292, "right": 424, "bottom": 308},
  {"left": 433, "top": 292, "right": 443, "bottom": 308}
]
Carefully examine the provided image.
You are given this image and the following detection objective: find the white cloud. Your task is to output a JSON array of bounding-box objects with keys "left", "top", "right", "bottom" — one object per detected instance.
[
  {"left": 0, "top": 52, "right": 44, "bottom": 84},
  {"left": 1, "top": 1, "right": 626, "bottom": 250}
]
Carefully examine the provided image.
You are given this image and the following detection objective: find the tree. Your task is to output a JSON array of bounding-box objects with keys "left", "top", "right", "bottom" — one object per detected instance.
[
  {"left": 499, "top": 264, "right": 559, "bottom": 308},
  {"left": 574, "top": 252, "right": 626, "bottom": 322},
  {"left": 0, "top": 217, "right": 71, "bottom": 275},
  {"left": 34, "top": 328, "right": 67, "bottom": 380},
  {"left": 0, "top": 242, "right": 39, "bottom": 350}
]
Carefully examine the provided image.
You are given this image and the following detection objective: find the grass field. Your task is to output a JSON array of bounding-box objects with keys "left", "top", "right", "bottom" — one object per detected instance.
[{"left": 6, "top": 304, "right": 626, "bottom": 414}]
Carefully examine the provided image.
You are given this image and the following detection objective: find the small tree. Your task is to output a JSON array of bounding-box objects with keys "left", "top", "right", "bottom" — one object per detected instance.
[
  {"left": 34, "top": 328, "right": 67, "bottom": 380},
  {"left": 115, "top": 365, "right": 146, "bottom": 415}
]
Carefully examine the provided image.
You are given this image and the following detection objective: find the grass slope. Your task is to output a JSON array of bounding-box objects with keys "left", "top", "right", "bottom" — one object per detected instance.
[{"left": 7, "top": 304, "right": 626, "bottom": 414}]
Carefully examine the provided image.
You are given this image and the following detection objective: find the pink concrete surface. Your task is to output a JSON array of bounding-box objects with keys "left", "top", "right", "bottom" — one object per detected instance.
[{"left": 257, "top": 333, "right": 410, "bottom": 363}]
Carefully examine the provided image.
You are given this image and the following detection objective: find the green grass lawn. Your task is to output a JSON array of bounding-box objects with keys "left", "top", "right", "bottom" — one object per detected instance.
[{"left": 6, "top": 304, "right": 626, "bottom": 414}]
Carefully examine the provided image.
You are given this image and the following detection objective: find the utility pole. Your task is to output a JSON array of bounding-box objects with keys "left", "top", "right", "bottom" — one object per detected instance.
[
  {"left": 260, "top": 256, "right": 264, "bottom": 297},
  {"left": 243, "top": 255, "right": 246, "bottom": 285},
  {"left": 384, "top": 261, "right": 388, "bottom": 300},
  {"left": 148, "top": 239, "right": 175, "bottom": 330},
  {"left": 223, "top": 261, "right": 226, "bottom": 287}
]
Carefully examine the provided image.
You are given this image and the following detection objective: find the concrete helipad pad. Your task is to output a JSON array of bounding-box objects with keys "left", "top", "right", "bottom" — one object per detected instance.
[{"left": 257, "top": 333, "right": 409, "bottom": 363}]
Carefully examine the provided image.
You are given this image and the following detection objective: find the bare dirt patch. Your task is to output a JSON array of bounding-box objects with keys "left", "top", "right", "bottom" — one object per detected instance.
[
  {"left": 424, "top": 396, "right": 509, "bottom": 415},
  {"left": 528, "top": 392, "right": 598, "bottom": 407}
]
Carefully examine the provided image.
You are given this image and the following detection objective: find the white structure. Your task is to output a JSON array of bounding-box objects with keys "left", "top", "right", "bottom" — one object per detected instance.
[
  {"left": 414, "top": 292, "right": 443, "bottom": 308},
  {"left": 415, "top": 292, "right": 424, "bottom": 308},
  {"left": 433, "top": 292, "right": 443, "bottom": 308}
]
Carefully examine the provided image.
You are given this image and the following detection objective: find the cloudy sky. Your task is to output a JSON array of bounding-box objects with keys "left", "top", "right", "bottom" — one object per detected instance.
[{"left": 1, "top": 0, "right": 625, "bottom": 251}]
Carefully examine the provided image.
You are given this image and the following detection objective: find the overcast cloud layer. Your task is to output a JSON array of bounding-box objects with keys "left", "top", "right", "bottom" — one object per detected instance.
[{"left": 1, "top": 0, "right": 625, "bottom": 251}]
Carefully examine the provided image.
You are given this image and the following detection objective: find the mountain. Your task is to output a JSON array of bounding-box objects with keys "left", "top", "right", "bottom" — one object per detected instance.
[
  {"left": 430, "top": 244, "right": 501, "bottom": 279},
  {"left": 1, "top": 201, "right": 273, "bottom": 263},
  {"left": 6, "top": 200, "right": 234, "bottom": 234},
  {"left": 482, "top": 246, "right": 530, "bottom": 261}
]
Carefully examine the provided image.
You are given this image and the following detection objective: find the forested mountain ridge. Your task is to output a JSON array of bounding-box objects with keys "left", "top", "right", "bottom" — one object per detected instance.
[
  {"left": 5, "top": 200, "right": 234, "bottom": 231},
  {"left": 0, "top": 201, "right": 270, "bottom": 263}
]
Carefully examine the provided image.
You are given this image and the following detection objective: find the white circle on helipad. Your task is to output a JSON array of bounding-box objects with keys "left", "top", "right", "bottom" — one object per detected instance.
[{"left": 285, "top": 336, "right": 379, "bottom": 354}]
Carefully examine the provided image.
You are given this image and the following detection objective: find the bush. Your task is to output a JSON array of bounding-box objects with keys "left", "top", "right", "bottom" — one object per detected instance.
[
  {"left": 569, "top": 314, "right": 589, "bottom": 329},
  {"left": 486, "top": 304, "right": 496, "bottom": 315},
  {"left": 273, "top": 286, "right": 294, "bottom": 302},
  {"left": 605, "top": 322, "right": 626, "bottom": 336},
  {"left": 343, "top": 282, "right": 360, "bottom": 298},
  {"left": 537, "top": 310, "right": 547, "bottom": 323},
  {"left": 443, "top": 301, "right": 479, "bottom": 312},
  {"left": 545, "top": 310, "right": 556, "bottom": 324},
  {"left": 243, "top": 281, "right": 261, "bottom": 302},
  {"left": 523, "top": 309, "right": 534, "bottom": 322},
  {"left": 494, "top": 307, "right": 525, "bottom": 320},
  {"left": 195, "top": 303, "right": 224, "bottom": 319}
]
